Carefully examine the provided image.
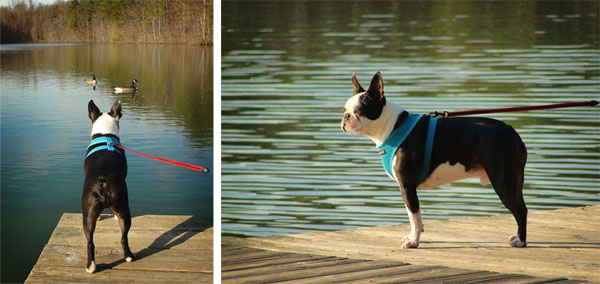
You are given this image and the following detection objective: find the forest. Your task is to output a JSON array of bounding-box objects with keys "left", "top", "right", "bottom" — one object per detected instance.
[{"left": 1, "top": 0, "right": 213, "bottom": 44}]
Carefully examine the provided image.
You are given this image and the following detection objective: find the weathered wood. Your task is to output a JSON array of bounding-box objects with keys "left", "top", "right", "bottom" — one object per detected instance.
[
  {"left": 27, "top": 265, "right": 213, "bottom": 284},
  {"left": 221, "top": 243, "right": 573, "bottom": 284},
  {"left": 273, "top": 265, "right": 454, "bottom": 284},
  {"left": 35, "top": 244, "right": 212, "bottom": 272},
  {"left": 223, "top": 206, "right": 599, "bottom": 283},
  {"left": 223, "top": 253, "right": 335, "bottom": 271},
  {"left": 26, "top": 213, "right": 213, "bottom": 284}
]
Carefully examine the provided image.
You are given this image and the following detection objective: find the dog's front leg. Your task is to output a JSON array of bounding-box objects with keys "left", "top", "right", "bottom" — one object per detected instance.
[{"left": 399, "top": 185, "right": 423, "bottom": 248}]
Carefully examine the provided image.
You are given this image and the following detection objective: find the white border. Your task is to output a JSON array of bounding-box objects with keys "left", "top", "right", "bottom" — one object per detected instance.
[{"left": 213, "top": 0, "right": 222, "bottom": 282}]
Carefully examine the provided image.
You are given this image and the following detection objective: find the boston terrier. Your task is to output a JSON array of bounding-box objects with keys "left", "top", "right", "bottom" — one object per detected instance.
[
  {"left": 341, "top": 72, "right": 528, "bottom": 249},
  {"left": 83, "top": 100, "right": 135, "bottom": 273}
]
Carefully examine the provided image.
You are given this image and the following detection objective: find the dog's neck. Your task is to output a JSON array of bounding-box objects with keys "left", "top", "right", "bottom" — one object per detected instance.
[{"left": 366, "top": 101, "right": 405, "bottom": 146}]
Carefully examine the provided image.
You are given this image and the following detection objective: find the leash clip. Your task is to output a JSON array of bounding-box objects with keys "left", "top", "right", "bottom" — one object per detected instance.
[{"left": 429, "top": 111, "right": 448, "bottom": 118}]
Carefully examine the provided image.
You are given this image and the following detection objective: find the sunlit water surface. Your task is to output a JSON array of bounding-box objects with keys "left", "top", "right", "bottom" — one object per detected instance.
[
  {"left": 1, "top": 43, "right": 213, "bottom": 282},
  {"left": 222, "top": 1, "right": 600, "bottom": 237}
]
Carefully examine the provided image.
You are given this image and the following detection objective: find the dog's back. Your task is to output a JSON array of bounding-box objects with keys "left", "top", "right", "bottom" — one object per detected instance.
[{"left": 82, "top": 100, "right": 135, "bottom": 273}]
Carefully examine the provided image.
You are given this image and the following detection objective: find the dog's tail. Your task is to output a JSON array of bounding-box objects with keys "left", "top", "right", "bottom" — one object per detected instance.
[{"left": 93, "top": 175, "right": 115, "bottom": 207}]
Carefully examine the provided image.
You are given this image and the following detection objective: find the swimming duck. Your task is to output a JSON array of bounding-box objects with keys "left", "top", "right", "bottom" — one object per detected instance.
[
  {"left": 114, "top": 79, "right": 138, "bottom": 93},
  {"left": 86, "top": 75, "right": 97, "bottom": 85}
]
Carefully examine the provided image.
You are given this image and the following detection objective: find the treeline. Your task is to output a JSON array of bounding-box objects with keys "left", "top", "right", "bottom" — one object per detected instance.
[{"left": 1, "top": 0, "right": 212, "bottom": 44}]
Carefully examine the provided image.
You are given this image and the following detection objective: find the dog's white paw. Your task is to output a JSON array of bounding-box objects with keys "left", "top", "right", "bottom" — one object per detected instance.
[
  {"left": 125, "top": 256, "right": 133, "bottom": 262},
  {"left": 509, "top": 234, "right": 527, "bottom": 247},
  {"left": 85, "top": 261, "right": 96, "bottom": 273},
  {"left": 401, "top": 235, "right": 419, "bottom": 249}
]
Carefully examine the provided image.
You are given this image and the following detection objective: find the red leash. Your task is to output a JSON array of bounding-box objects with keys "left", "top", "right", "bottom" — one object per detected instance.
[
  {"left": 431, "top": 100, "right": 598, "bottom": 118},
  {"left": 115, "top": 145, "right": 209, "bottom": 173}
]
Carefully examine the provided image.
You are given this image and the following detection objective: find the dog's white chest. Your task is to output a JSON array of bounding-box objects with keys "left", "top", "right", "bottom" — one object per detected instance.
[{"left": 418, "top": 162, "right": 489, "bottom": 189}]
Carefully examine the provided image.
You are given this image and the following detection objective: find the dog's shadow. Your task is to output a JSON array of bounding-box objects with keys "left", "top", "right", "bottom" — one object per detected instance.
[{"left": 96, "top": 215, "right": 211, "bottom": 272}]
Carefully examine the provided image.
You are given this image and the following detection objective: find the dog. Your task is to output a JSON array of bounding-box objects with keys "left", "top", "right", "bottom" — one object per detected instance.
[
  {"left": 83, "top": 99, "right": 135, "bottom": 273},
  {"left": 341, "top": 72, "right": 528, "bottom": 249}
]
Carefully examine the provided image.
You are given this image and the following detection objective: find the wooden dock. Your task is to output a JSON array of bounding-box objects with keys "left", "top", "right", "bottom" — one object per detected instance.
[
  {"left": 223, "top": 206, "right": 600, "bottom": 283},
  {"left": 26, "top": 213, "right": 213, "bottom": 283}
]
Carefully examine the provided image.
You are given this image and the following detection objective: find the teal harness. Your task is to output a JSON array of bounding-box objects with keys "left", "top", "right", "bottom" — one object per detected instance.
[
  {"left": 376, "top": 113, "right": 437, "bottom": 185},
  {"left": 86, "top": 136, "right": 123, "bottom": 159}
]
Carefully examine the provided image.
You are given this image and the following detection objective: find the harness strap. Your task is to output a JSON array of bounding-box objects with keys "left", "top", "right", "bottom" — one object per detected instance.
[
  {"left": 376, "top": 113, "right": 437, "bottom": 186},
  {"left": 86, "top": 136, "right": 123, "bottom": 159},
  {"left": 418, "top": 117, "right": 437, "bottom": 185},
  {"left": 377, "top": 113, "right": 423, "bottom": 177}
]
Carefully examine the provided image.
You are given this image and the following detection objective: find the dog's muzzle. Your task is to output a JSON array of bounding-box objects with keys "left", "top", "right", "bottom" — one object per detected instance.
[{"left": 341, "top": 113, "right": 351, "bottom": 132}]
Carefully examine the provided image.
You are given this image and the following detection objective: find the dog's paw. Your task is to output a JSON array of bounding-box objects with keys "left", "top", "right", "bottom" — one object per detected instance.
[
  {"left": 509, "top": 234, "right": 527, "bottom": 247},
  {"left": 400, "top": 235, "right": 419, "bottom": 249},
  {"left": 85, "top": 261, "right": 96, "bottom": 273},
  {"left": 125, "top": 253, "right": 136, "bottom": 262}
]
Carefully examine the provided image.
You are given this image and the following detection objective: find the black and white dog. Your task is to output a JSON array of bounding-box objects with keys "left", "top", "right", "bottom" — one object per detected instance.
[
  {"left": 83, "top": 100, "right": 135, "bottom": 273},
  {"left": 342, "top": 72, "right": 528, "bottom": 248}
]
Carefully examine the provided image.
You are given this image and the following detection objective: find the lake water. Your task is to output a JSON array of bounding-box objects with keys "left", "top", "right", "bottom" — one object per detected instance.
[
  {"left": 1, "top": 43, "right": 213, "bottom": 282},
  {"left": 221, "top": 1, "right": 600, "bottom": 237}
]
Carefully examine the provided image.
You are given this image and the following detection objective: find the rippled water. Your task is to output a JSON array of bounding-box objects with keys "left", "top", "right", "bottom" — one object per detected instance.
[
  {"left": 1, "top": 43, "right": 213, "bottom": 282},
  {"left": 222, "top": 1, "right": 600, "bottom": 236}
]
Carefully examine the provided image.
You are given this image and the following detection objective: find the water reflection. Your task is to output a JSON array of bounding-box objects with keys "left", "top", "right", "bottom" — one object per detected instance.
[
  {"left": 1, "top": 43, "right": 213, "bottom": 282},
  {"left": 222, "top": 1, "right": 599, "bottom": 237}
]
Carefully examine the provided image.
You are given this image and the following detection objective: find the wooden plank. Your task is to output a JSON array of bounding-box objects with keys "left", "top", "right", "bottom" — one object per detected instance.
[
  {"left": 272, "top": 264, "right": 444, "bottom": 284},
  {"left": 220, "top": 246, "right": 563, "bottom": 284},
  {"left": 221, "top": 246, "right": 263, "bottom": 257},
  {"left": 26, "top": 213, "right": 213, "bottom": 284},
  {"left": 227, "top": 206, "right": 599, "bottom": 282},
  {"left": 222, "top": 250, "right": 296, "bottom": 264},
  {"left": 35, "top": 244, "right": 212, "bottom": 273},
  {"left": 224, "top": 257, "right": 390, "bottom": 280},
  {"left": 222, "top": 259, "right": 412, "bottom": 284},
  {"left": 238, "top": 234, "right": 596, "bottom": 281},
  {"left": 26, "top": 265, "right": 212, "bottom": 284},
  {"left": 223, "top": 253, "right": 335, "bottom": 272},
  {"left": 47, "top": 226, "right": 213, "bottom": 251},
  {"left": 331, "top": 267, "right": 484, "bottom": 284},
  {"left": 56, "top": 214, "right": 213, "bottom": 231}
]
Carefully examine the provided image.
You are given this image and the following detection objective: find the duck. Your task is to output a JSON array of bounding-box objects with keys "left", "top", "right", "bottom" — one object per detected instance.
[
  {"left": 86, "top": 75, "right": 97, "bottom": 85},
  {"left": 114, "top": 79, "right": 138, "bottom": 93}
]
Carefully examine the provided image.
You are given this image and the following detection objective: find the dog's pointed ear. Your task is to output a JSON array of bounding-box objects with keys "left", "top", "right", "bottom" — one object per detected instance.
[
  {"left": 109, "top": 99, "right": 122, "bottom": 120},
  {"left": 366, "top": 71, "right": 384, "bottom": 100},
  {"left": 88, "top": 100, "right": 102, "bottom": 122},
  {"left": 352, "top": 72, "right": 365, "bottom": 94}
]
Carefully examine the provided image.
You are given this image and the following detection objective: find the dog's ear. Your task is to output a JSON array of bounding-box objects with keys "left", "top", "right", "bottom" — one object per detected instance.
[
  {"left": 88, "top": 100, "right": 102, "bottom": 122},
  {"left": 366, "top": 71, "right": 384, "bottom": 101},
  {"left": 109, "top": 99, "right": 122, "bottom": 120},
  {"left": 352, "top": 72, "right": 365, "bottom": 94}
]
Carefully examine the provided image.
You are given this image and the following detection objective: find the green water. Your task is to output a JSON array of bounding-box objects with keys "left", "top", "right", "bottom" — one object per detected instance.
[
  {"left": 1, "top": 43, "right": 213, "bottom": 283},
  {"left": 222, "top": 1, "right": 600, "bottom": 236}
]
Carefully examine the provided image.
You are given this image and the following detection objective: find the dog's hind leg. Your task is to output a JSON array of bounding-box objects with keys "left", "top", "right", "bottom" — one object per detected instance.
[
  {"left": 491, "top": 170, "right": 527, "bottom": 247},
  {"left": 507, "top": 166, "right": 527, "bottom": 247},
  {"left": 483, "top": 141, "right": 528, "bottom": 247},
  {"left": 112, "top": 203, "right": 135, "bottom": 262},
  {"left": 82, "top": 204, "right": 103, "bottom": 273}
]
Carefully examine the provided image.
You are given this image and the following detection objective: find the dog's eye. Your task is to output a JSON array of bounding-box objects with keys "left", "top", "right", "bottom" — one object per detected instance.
[{"left": 354, "top": 108, "right": 360, "bottom": 115}]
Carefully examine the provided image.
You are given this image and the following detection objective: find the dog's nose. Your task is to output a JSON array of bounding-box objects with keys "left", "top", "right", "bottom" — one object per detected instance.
[{"left": 344, "top": 113, "right": 350, "bottom": 121}]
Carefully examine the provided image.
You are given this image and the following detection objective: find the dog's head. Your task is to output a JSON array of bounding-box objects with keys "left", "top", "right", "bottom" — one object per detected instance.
[
  {"left": 88, "top": 99, "right": 122, "bottom": 138},
  {"left": 341, "top": 72, "right": 386, "bottom": 135}
]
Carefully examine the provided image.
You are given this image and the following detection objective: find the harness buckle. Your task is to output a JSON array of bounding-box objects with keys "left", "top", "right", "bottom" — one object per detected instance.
[{"left": 107, "top": 141, "right": 115, "bottom": 151}]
